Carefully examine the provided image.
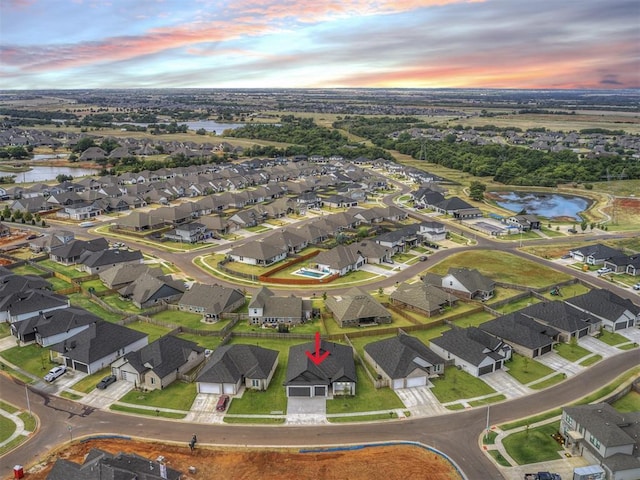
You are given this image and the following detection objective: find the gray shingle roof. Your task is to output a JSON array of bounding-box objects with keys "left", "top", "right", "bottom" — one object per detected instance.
[
  {"left": 178, "top": 284, "right": 245, "bottom": 316},
  {"left": 13, "top": 306, "right": 99, "bottom": 339},
  {"left": 248, "top": 286, "right": 303, "bottom": 320},
  {"left": 50, "top": 321, "right": 147, "bottom": 364},
  {"left": 566, "top": 288, "right": 640, "bottom": 321},
  {"left": 197, "top": 344, "right": 278, "bottom": 384},
  {"left": 364, "top": 333, "right": 444, "bottom": 379},
  {"left": 564, "top": 403, "right": 640, "bottom": 449},
  {"left": 390, "top": 282, "right": 450, "bottom": 313},
  {"left": 50, "top": 237, "right": 108, "bottom": 260},
  {"left": 325, "top": 287, "right": 391, "bottom": 324},
  {"left": 314, "top": 245, "right": 363, "bottom": 270},
  {"left": 430, "top": 327, "right": 506, "bottom": 366},
  {"left": 519, "top": 300, "right": 596, "bottom": 333},
  {"left": 0, "top": 288, "right": 68, "bottom": 316},
  {"left": 121, "top": 335, "right": 203, "bottom": 379},
  {"left": 445, "top": 267, "right": 495, "bottom": 293},
  {"left": 285, "top": 340, "right": 356, "bottom": 386},
  {"left": 79, "top": 248, "right": 143, "bottom": 268},
  {"left": 479, "top": 312, "right": 558, "bottom": 350}
]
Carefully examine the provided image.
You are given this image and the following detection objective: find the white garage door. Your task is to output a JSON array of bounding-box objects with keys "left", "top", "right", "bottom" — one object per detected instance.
[
  {"left": 223, "top": 383, "right": 236, "bottom": 394},
  {"left": 406, "top": 376, "right": 427, "bottom": 388},
  {"left": 198, "top": 383, "right": 221, "bottom": 394},
  {"left": 392, "top": 379, "right": 404, "bottom": 390},
  {"left": 122, "top": 371, "right": 138, "bottom": 383}
]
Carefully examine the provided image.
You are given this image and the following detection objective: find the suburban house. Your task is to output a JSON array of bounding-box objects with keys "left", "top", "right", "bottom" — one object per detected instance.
[
  {"left": 47, "top": 449, "right": 182, "bottom": 480},
  {"left": 50, "top": 321, "right": 148, "bottom": 374},
  {"left": 375, "top": 225, "right": 420, "bottom": 253},
  {"left": 227, "top": 239, "right": 288, "bottom": 267},
  {"left": 479, "top": 312, "right": 558, "bottom": 358},
  {"left": 364, "top": 332, "right": 445, "bottom": 389},
  {"left": 325, "top": 287, "right": 391, "bottom": 328},
  {"left": 565, "top": 289, "right": 638, "bottom": 332},
  {"left": 164, "top": 222, "right": 209, "bottom": 243},
  {"left": 561, "top": 403, "right": 640, "bottom": 480},
  {"left": 348, "top": 241, "right": 392, "bottom": 264},
  {"left": 518, "top": 301, "right": 600, "bottom": 341},
  {"left": 56, "top": 200, "right": 103, "bottom": 220},
  {"left": 285, "top": 340, "right": 356, "bottom": 398},
  {"left": 49, "top": 238, "right": 109, "bottom": 265},
  {"left": 434, "top": 267, "right": 495, "bottom": 301},
  {"left": 29, "top": 229, "right": 75, "bottom": 253},
  {"left": 429, "top": 327, "right": 512, "bottom": 377},
  {"left": 0, "top": 272, "right": 50, "bottom": 297},
  {"left": 196, "top": 344, "right": 279, "bottom": 395},
  {"left": 248, "top": 286, "right": 310, "bottom": 325},
  {"left": 390, "top": 282, "right": 455, "bottom": 317},
  {"left": 117, "top": 272, "right": 186, "bottom": 308},
  {"left": 569, "top": 243, "right": 624, "bottom": 265},
  {"left": 604, "top": 254, "right": 640, "bottom": 275},
  {"left": 0, "top": 289, "right": 70, "bottom": 323},
  {"left": 98, "top": 264, "right": 162, "bottom": 290},
  {"left": 10, "top": 307, "right": 100, "bottom": 347},
  {"left": 78, "top": 248, "right": 144, "bottom": 274},
  {"left": 418, "top": 221, "right": 447, "bottom": 242},
  {"left": 314, "top": 246, "right": 365, "bottom": 276},
  {"left": 111, "top": 335, "right": 205, "bottom": 390},
  {"left": 178, "top": 283, "right": 245, "bottom": 320},
  {"left": 504, "top": 214, "right": 541, "bottom": 231}
]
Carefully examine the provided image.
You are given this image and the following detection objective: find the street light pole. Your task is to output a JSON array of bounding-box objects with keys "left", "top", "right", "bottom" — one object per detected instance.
[{"left": 485, "top": 405, "right": 490, "bottom": 440}]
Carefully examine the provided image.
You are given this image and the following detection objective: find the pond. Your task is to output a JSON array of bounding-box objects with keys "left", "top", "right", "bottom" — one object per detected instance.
[
  {"left": 11, "top": 166, "right": 100, "bottom": 183},
  {"left": 114, "top": 120, "right": 245, "bottom": 135},
  {"left": 491, "top": 191, "right": 591, "bottom": 221}
]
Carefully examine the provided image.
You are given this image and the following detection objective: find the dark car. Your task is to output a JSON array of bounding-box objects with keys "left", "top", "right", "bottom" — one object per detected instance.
[
  {"left": 216, "top": 395, "right": 230, "bottom": 411},
  {"left": 96, "top": 374, "right": 117, "bottom": 390},
  {"left": 419, "top": 256, "right": 428, "bottom": 261}
]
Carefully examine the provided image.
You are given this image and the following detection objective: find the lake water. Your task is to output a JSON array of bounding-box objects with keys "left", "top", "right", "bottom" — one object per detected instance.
[
  {"left": 114, "top": 120, "right": 245, "bottom": 135},
  {"left": 10, "top": 166, "right": 100, "bottom": 183},
  {"left": 492, "top": 192, "right": 590, "bottom": 220}
]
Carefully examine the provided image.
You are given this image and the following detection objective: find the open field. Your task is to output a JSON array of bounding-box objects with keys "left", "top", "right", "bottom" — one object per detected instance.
[{"left": 26, "top": 438, "right": 463, "bottom": 480}]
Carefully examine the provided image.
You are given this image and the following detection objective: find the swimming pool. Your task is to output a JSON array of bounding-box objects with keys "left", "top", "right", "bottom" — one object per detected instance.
[{"left": 293, "top": 268, "right": 330, "bottom": 279}]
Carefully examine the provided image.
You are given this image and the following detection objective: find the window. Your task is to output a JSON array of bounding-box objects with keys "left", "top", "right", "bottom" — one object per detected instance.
[
  {"left": 565, "top": 415, "right": 573, "bottom": 427},
  {"left": 150, "top": 377, "right": 156, "bottom": 385},
  {"left": 589, "top": 434, "right": 601, "bottom": 449},
  {"left": 251, "top": 379, "right": 260, "bottom": 388}
]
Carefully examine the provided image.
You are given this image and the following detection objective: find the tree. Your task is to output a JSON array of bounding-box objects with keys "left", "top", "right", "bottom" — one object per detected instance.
[
  {"left": 56, "top": 174, "right": 73, "bottom": 183},
  {"left": 580, "top": 220, "right": 588, "bottom": 232},
  {"left": 468, "top": 181, "right": 486, "bottom": 201},
  {"left": 72, "top": 137, "right": 96, "bottom": 153},
  {"left": 24, "top": 212, "right": 33, "bottom": 223}
]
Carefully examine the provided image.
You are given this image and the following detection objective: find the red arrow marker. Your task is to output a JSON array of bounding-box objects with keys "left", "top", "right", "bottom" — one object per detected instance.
[{"left": 305, "top": 331, "right": 329, "bottom": 366}]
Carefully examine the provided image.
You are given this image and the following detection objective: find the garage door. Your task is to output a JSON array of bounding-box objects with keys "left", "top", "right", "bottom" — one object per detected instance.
[
  {"left": 288, "top": 386, "right": 311, "bottom": 397},
  {"left": 541, "top": 344, "right": 552, "bottom": 355},
  {"left": 392, "top": 379, "right": 404, "bottom": 390},
  {"left": 198, "top": 383, "right": 221, "bottom": 394},
  {"left": 406, "top": 377, "right": 427, "bottom": 388},
  {"left": 223, "top": 383, "right": 236, "bottom": 394},
  {"left": 74, "top": 362, "right": 88, "bottom": 373},
  {"left": 121, "top": 371, "right": 138, "bottom": 383},
  {"left": 578, "top": 329, "right": 588, "bottom": 338},
  {"left": 614, "top": 322, "right": 627, "bottom": 331},
  {"left": 478, "top": 364, "right": 494, "bottom": 376},
  {"left": 314, "top": 386, "right": 327, "bottom": 397}
]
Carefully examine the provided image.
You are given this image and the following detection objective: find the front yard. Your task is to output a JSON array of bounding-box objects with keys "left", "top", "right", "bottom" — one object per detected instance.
[
  {"left": 119, "top": 380, "right": 197, "bottom": 411},
  {"left": 554, "top": 342, "right": 591, "bottom": 362},
  {"left": 0, "top": 344, "right": 56, "bottom": 378},
  {"left": 505, "top": 353, "right": 555, "bottom": 385},
  {"left": 502, "top": 421, "right": 563, "bottom": 465},
  {"left": 430, "top": 366, "right": 496, "bottom": 403}
]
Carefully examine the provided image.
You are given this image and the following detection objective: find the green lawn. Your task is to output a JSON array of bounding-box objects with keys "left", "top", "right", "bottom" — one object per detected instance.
[
  {"left": 540, "top": 283, "right": 590, "bottom": 300},
  {"left": 119, "top": 381, "right": 196, "bottom": 410},
  {"left": 468, "top": 394, "right": 507, "bottom": 407},
  {"left": 503, "top": 421, "right": 562, "bottom": 465},
  {"left": 100, "top": 294, "right": 144, "bottom": 314},
  {"left": 150, "top": 309, "right": 222, "bottom": 331},
  {"left": 0, "top": 322, "right": 10, "bottom": 339},
  {"left": 223, "top": 417, "right": 285, "bottom": 424},
  {"left": 487, "top": 450, "right": 511, "bottom": 467},
  {"left": 430, "top": 366, "right": 496, "bottom": 403},
  {"left": 0, "top": 400, "right": 19, "bottom": 414},
  {"left": 176, "top": 333, "right": 222, "bottom": 351},
  {"left": 47, "top": 276, "right": 73, "bottom": 291},
  {"left": 328, "top": 412, "right": 398, "bottom": 423},
  {"left": 579, "top": 355, "right": 602, "bottom": 367},
  {"left": 68, "top": 293, "right": 124, "bottom": 322},
  {"left": 0, "top": 436, "right": 27, "bottom": 456},
  {"left": 10, "top": 264, "right": 45, "bottom": 276},
  {"left": 37, "top": 259, "right": 87, "bottom": 278},
  {"left": 18, "top": 412, "right": 36, "bottom": 432},
  {"left": 497, "top": 296, "right": 541, "bottom": 314},
  {"left": 0, "top": 344, "right": 56, "bottom": 377},
  {"left": 596, "top": 330, "right": 632, "bottom": 347},
  {"left": 428, "top": 250, "right": 572, "bottom": 288},
  {"left": 125, "top": 321, "right": 171, "bottom": 342},
  {"left": 0, "top": 415, "right": 16, "bottom": 443},
  {"left": 529, "top": 374, "right": 565, "bottom": 390},
  {"left": 81, "top": 278, "right": 110, "bottom": 293},
  {"left": 323, "top": 313, "right": 415, "bottom": 335},
  {"left": 232, "top": 319, "right": 326, "bottom": 336},
  {"left": 554, "top": 342, "right": 591, "bottom": 362},
  {"left": 409, "top": 325, "right": 452, "bottom": 344},
  {"left": 612, "top": 390, "right": 640, "bottom": 413},
  {"left": 505, "top": 354, "right": 555, "bottom": 385},
  {"left": 71, "top": 366, "right": 112, "bottom": 394},
  {"left": 450, "top": 311, "right": 495, "bottom": 329},
  {"left": 326, "top": 364, "right": 403, "bottom": 414}
]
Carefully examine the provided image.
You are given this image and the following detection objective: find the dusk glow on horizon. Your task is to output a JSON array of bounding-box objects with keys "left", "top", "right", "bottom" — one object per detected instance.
[{"left": 1, "top": 0, "right": 638, "bottom": 90}]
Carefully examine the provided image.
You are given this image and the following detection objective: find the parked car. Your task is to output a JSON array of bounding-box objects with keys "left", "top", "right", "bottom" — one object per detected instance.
[
  {"left": 419, "top": 256, "right": 428, "bottom": 262},
  {"left": 560, "top": 254, "right": 572, "bottom": 259},
  {"left": 632, "top": 283, "right": 640, "bottom": 291},
  {"left": 44, "top": 365, "right": 67, "bottom": 382},
  {"left": 96, "top": 374, "right": 117, "bottom": 390},
  {"left": 216, "top": 395, "right": 230, "bottom": 412},
  {"left": 568, "top": 228, "right": 578, "bottom": 234},
  {"left": 596, "top": 267, "right": 612, "bottom": 275}
]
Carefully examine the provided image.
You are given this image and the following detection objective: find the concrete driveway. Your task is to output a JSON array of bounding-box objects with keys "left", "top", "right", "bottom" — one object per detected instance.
[
  {"left": 536, "top": 352, "right": 585, "bottom": 377},
  {"left": 80, "top": 380, "right": 134, "bottom": 409},
  {"left": 35, "top": 369, "right": 86, "bottom": 395},
  {"left": 286, "top": 397, "right": 327, "bottom": 425},
  {"left": 184, "top": 393, "right": 225, "bottom": 423},
  {"left": 619, "top": 326, "right": 640, "bottom": 344},
  {"left": 481, "top": 370, "right": 532, "bottom": 399},
  {"left": 579, "top": 336, "right": 621, "bottom": 358},
  {"left": 395, "top": 386, "right": 449, "bottom": 416}
]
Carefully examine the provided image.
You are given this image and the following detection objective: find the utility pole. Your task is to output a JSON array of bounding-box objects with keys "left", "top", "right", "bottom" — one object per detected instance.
[
  {"left": 25, "top": 384, "right": 31, "bottom": 417},
  {"left": 485, "top": 405, "right": 490, "bottom": 441}
]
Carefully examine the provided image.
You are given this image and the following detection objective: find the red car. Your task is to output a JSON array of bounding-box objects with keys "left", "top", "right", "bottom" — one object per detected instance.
[{"left": 216, "top": 395, "right": 229, "bottom": 411}]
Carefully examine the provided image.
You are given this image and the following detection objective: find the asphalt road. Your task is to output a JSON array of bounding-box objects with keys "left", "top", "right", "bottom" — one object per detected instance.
[{"left": 1, "top": 349, "right": 638, "bottom": 480}]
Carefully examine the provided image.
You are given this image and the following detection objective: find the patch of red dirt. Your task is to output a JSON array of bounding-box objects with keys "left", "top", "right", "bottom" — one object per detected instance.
[{"left": 25, "top": 439, "right": 463, "bottom": 480}]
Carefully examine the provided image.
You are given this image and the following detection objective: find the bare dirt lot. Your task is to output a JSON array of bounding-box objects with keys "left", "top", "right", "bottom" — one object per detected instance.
[{"left": 26, "top": 438, "right": 463, "bottom": 480}]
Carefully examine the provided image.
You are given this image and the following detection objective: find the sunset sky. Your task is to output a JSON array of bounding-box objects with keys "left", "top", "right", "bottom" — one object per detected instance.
[{"left": 1, "top": 0, "right": 638, "bottom": 90}]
